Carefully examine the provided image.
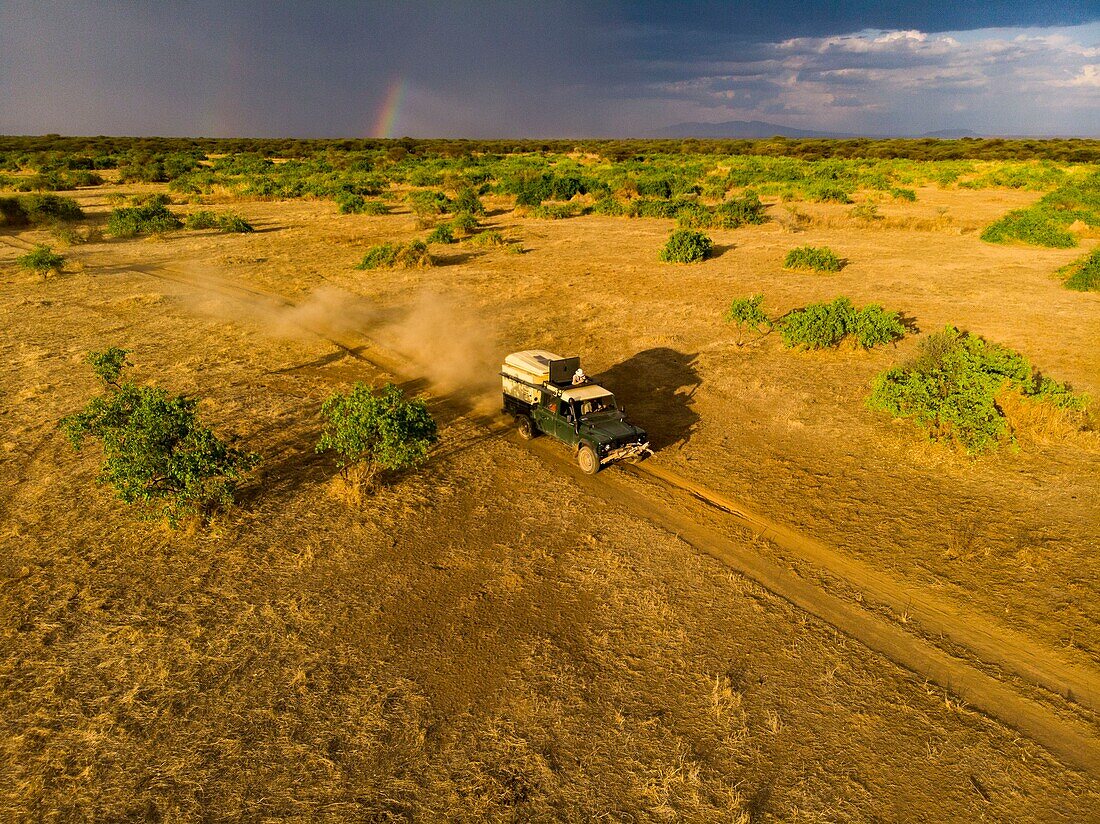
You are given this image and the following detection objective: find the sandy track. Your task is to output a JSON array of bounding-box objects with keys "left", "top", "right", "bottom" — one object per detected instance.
[{"left": 108, "top": 259, "right": 1100, "bottom": 776}]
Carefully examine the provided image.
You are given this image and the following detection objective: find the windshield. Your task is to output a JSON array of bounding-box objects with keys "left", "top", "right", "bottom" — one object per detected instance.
[{"left": 578, "top": 395, "right": 616, "bottom": 418}]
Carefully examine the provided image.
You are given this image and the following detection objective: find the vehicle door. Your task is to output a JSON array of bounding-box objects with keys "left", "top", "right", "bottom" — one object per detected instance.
[{"left": 533, "top": 392, "right": 570, "bottom": 440}]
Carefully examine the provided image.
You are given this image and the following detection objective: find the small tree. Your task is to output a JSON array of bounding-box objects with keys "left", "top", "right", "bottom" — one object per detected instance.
[
  {"left": 725, "top": 294, "right": 772, "bottom": 345},
  {"left": 316, "top": 383, "right": 438, "bottom": 488},
  {"left": 17, "top": 244, "right": 65, "bottom": 278},
  {"left": 59, "top": 350, "right": 259, "bottom": 524},
  {"left": 660, "top": 229, "right": 712, "bottom": 263}
]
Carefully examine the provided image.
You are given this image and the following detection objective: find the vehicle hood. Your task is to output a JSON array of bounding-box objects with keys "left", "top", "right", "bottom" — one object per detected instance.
[{"left": 579, "top": 415, "right": 646, "bottom": 444}]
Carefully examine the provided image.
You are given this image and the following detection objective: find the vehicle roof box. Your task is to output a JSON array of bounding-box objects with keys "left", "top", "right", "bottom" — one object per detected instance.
[{"left": 503, "top": 350, "right": 563, "bottom": 383}]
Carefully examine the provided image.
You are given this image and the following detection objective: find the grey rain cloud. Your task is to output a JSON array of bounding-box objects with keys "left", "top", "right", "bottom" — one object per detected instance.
[{"left": 0, "top": 1, "right": 1096, "bottom": 138}]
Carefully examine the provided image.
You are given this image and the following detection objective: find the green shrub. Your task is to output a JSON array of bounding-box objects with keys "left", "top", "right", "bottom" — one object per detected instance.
[
  {"left": 453, "top": 187, "right": 486, "bottom": 215},
  {"left": 1062, "top": 248, "right": 1100, "bottom": 292},
  {"left": 17, "top": 244, "right": 65, "bottom": 276},
  {"left": 890, "top": 187, "right": 917, "bottom": 201},
  {"left": 184, "top": 210, "right": 220, "bottom": 229},
  {"left": 360, "top": 200, "right": 390, "bottom": 215},
  {"left": 806, "top": 183, "right": 852, "bottom": 203},
  {"left": 850, "top": 202, "right": 882, "bottom": 222},
  {"left": 779, "top": 298, "right": 904, "bottom": 350},
  {"left": 407, "top": 189, "right": 451, "bottom": 219},
  {"left": 779, "top": 298, "right": 854, "bottom": 349},
  {"left": 356, "top": 240, "right": 432, "bottom": 269},
  {"left": 469, "top": 230, "right": 507, "bottom": 248},
  {"left": 725, "top": 294, "right": 772, "bottom": 343},
  {"left": 59, "top": 349, "right": 259, "bottom": 524},
  {"left": 336, "top": 192, "right": 368, "bottom": 214},
  {"left": 980, "top": 208, "right": 1077, "bottom": 248},
  {"left": 591, "top": 196, "right": 626, "bottom": 216},
  {"left": 357, "top": 243, "right": 398, "bottom": 269},
  {"left": 316, "top": 382, "right": 438, "bottom": 486},
  {"left": 218, "top": 213, "right": 254, "bottom": 233},
  {"left": 849, "top": 305, "right": 906, "bottom": 348},
  {"left": 450, "top": 212, "right": 479, "bottom": 235},
  {"left": 784, "top": 245, "right": 843, "bottom": 272},
  {"left": 980, "top": 173, "right": 1100, "bottom": 248},
  {"left": 426, "top": 224, "right": 455, "bottom": 243},
  {"left": 867, "top": 327, "right": 1090, "bottom": 452},
  {"left": 677, "top": 192, "right": 767, "bottom": 230},
  {"left": 107, "top": 203, "right": 183, "bottom": 237},
  {"left": 530, "top": 202, "right": 585, "bottom": 219},
  {"left": 1, "top": 193, "right": 84, "bottom": 227},
  {"left": 660, "top": 229, "right": 712, "bottom": 263}
]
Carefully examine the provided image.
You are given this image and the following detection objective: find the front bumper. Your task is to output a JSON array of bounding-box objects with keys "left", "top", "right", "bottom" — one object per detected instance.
[{"left": 601, "top": 441, "right": 651, "bottom": 465}]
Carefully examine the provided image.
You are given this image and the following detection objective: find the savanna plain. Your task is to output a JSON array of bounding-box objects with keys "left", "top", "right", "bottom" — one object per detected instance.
[{"left": 1, "top": 137, "right": 1099, "bottom": 821}]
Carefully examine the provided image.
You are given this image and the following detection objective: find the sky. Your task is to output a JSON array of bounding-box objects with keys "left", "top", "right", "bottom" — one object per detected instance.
[{"left": 0, "top": 1, "right": 1097, "bottom": 138}]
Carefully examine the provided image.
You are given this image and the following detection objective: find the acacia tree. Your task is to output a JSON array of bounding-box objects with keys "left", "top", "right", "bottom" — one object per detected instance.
[
  {"left": 59, "top": 349, "right": 259, "bottom": 524},
  {"left": 316, "top": 382, "right": 438, "bottom": 487}
]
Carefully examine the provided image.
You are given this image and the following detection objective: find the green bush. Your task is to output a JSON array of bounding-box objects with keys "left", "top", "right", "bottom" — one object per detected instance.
[
  {"left": 426, "top": 224, "right": 455, "bottom": 244},
  {"left": 184, "top": 210, "right": 220, "bottom": 229},
  {"left": 356, "top": 240, "right": 432, "bottom": 269},
  {"left": 17, "top": 244, "right": 65, "bottom": 276},
  {"left": 591, "top": 196, "right": 626, "bottom": 216},
  {"left": 849, "top": 305, "right": 907, "bottom": 348},
  {"left": 980, "top": 173, "right": 1100, "bottom": 248},
  {"left": 980, "top": 208, "right": 1076, "bottom": 248},
  {"left": 357, "top": 243, "right": 398, "bottom": 269},
  {"left": 450, "top": 212, "right": 479, "bottom": 235},
  {"left": 677, "top": 192, "right": 767, "bottom": 230},
  {"left": 59, "top": 349, "right": 259, "bottom": 524},
  {"left": 407, "top": 189, "right": 451, "bottom": 219},
  {"left": 784, "top": 245, "right": 843, "bottom": 272},
  {"left": 1062, "top": 248, "right": 1100, "bottom": 292},
  {"left": 724, "top": 294, "right": 772, "bottom": 343},
  {"left": 530, "top": 202, "right": 585, "bottom": 219},
  {"left": 850, "top": 202, "right": 882, "bottom": 222},
  {"left": 468, "top": 230, "right": 507, "bottom": 248},
  {"left": 316, "top": 382, "right": 438, "bottom": 485},
  {"left": 806, "top": 183, "right": 852, "bottom": 203},
  {"left": 867, "top": 327, "right": 1089, "bottom": 452},
  {"left": 1, "top": 193, "right": 84, "bottom": 227},
  {"left": 184, "top": 210, "right": 252, "bottom": 232},
  {"left": 779, "top": 298, "right": 854, "bottom": 349},
  {"left": 218, "top": 213, "right": 254, "bottom": 233},
  {"left": 107, "top": 202, "right": 183, "bottom": 237},
  {"left": 453, "top": 187, "right": 486, "bottom": 215},
  {"left": 336, "top": 192, "right": 368, "bottom": 214},
  {"left": 890, "top": 187, "right": 917, "bottom": 201},
  {"left": 779, "top": 298, "right": 904, "bottom": 350},
  {"left": 660, "top": 229, "right": 712, "bottom": 263}
]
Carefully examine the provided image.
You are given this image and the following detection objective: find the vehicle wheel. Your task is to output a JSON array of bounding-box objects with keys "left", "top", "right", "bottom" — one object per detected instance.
[
  {"left": 516, "top": 415, "right": 535, "bottom": 440},
  {"left": 577, "top": 445, "right": 600, "bottom": 475}
]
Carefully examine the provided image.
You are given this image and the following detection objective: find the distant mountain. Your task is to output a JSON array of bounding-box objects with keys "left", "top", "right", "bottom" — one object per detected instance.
[
  {"left": 650, "top": 120, "right": 855, "bottom": 139},
  {"left": 919, "top": 129, "right": 982, "bottom": 139},
  {"left": 651, "top": 120, "right": 990, "bottom": 140}
]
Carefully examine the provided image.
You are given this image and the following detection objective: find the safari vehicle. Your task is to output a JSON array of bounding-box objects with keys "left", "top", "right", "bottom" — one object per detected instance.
[{"left": 501, "top": 350, "right": 649, "bottom": 474}]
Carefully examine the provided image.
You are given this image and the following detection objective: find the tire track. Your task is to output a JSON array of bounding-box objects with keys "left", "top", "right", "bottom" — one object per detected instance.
[{"left": 115, "top": 259, "right": 1100, "bottom": 776}]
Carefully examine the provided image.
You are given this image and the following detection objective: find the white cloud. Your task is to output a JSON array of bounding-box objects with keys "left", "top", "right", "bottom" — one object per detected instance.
[{"left": 634, "top": 22, "right": 1100, "bottom": 134}]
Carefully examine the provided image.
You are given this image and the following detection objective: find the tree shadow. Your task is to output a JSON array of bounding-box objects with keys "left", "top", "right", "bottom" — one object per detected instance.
[
  {"left": 433, "top": 249, "right": 484, "bottom": 266},
  {"left": 898, "top": 311, "right": 921, "bottom": 335},
  {"left": 710, "top": 243, "right": 735, "bottom": 259},
  {"left": 596, "top": 348, "right": 701, "bottom": 452}
]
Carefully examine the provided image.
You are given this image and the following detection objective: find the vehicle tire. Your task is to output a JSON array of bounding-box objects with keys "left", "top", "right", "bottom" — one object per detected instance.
[
  {"left": 577, "top": 444, "right": 600, "bottom": 475},
  {"left": 517, "top": 415, "right": 535, "bottom": 440}
]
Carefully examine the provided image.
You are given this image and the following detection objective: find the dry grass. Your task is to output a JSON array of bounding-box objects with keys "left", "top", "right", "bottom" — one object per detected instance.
[{"left": 0, "top": 177, "right": 1098, "bottom": 819}]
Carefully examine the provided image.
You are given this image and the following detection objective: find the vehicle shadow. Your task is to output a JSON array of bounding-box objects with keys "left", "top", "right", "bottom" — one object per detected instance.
[{"left": 597, "top": 348, "right": 701, "bottom": 452}]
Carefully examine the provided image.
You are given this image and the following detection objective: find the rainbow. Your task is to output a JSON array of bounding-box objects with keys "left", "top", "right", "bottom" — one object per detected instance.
[{"left": 374, "top": 77, "right": 407, "bottom": 138}]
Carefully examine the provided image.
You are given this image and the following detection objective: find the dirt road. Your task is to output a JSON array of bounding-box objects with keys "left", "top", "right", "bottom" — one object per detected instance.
[{"left": 106, "top": 257, "right": 1100, "bottom": 778}]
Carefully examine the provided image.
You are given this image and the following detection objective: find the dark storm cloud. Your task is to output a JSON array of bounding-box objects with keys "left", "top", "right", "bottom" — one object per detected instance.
[{"left": 0, "top": 1, "right": 1097, "bottom": 137}]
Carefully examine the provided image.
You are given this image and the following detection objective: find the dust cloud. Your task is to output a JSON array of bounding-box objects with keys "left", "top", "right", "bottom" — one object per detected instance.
[{"left": 180, "top": 266, "right": 499, "bottom": 400}]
